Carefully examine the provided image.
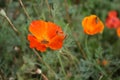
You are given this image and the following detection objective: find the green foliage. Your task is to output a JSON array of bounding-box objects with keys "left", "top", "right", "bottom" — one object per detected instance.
[{"left": 0, "top": 0, "right": 120, "bottom": 80}]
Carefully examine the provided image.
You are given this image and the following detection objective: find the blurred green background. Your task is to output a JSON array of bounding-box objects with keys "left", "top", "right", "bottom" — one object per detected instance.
[{"left": 0, "top": 0, "right": 120, "bottom": 80}]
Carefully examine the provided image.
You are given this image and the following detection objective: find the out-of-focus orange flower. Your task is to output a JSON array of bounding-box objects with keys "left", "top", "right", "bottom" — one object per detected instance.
[
  {"left": 108, "top": 10, "right": 117, "bottom": 18},
  {"left": 97, "top": 59, "right": 109, "bottom": 67},
  {"left": 102, "top": 59, "right": 109, "bottom": 66},
  {"left": 106, "top": 10, "right": 120, "bottom": 28},
  {"left": 82, "top": 15, "right": 104, "bottom": 35},
  {"left": 106, "top": 16, "right": 120, "bottom": 28},
  {"left": 27, "top": 20, "right": 66, "bottom": 52},
  {"left": 117, "top": 27, "right": 120, "bottom": 37}
]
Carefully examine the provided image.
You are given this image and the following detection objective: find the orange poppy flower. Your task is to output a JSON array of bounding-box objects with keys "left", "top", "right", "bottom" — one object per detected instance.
[
  {"left": 117, "top": 27, "right": 120, "bottom": 37},
  {"left": 106, "top": 10, "right": 120, "bottom": 28},
  {"left": 27, "top": 20, "right": 66, "bottom": 52},
  {"left": 82, "top": 15, "right": 104, "bottom": 35},
  {"left": 105, "top": 15, "right": 120, "bottom": 29}
]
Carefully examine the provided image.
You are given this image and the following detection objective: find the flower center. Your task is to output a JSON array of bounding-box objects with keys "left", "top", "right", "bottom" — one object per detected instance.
[{"left": 41, "top": 40, "right": 49, "bottom": 44}]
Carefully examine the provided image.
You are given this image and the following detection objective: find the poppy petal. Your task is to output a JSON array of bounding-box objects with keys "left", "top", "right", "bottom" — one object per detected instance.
[
  {"left": 29, "top": 20, "right": 47, "bottom": 40},
  {"left": 106, "top": 16, "right": 120, "bottom": 28},
  {"left": 108, "top": 11, "right": 117, "bottom": 18},
  {"left": 49, "top": 35, "right": 65, "bottom": 50},
  {"left": 82, "top": 17, "right": 89, "bottom": 28},
  {"left": 47, "top": 22, "right": 63, "bottom": 39},
  {"left": 117, "top": 28, "right": 120, "bottom": 37},
  {"left": 27, "top": 34, "right": 46, "bottom": 52}
]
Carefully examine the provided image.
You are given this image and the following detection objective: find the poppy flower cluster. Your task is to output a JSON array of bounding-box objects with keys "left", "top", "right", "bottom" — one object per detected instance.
[
  {"left": 105, "top": 10, "right": 120, "bottom": 37},
  {"left": 82, "top": 15, "right": 104, "bottom": 35},
  {"left": 27, "top": 20, "right": 66, "bottom": 52}
]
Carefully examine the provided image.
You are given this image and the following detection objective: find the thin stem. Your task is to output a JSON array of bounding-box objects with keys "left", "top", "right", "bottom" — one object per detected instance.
[
  {"left": 85, "top": 35, "right": 91, "bottom": 60},
  {"left": 61, "top": 48, "right": 80, "bottom": 71},
  {"left": 0, "top": 9, "right": 20, "bottom": 35},
  {"left": 4, "top": 15, "right": 19, "bottom": 34},
  {"left": 0, "top": 9, "right": 19, "bottom": 34},
  {"left": 62, "top": 48, "right": 79, "bottom": 64},
  {"left": 45, "top": 0, "right": 52, "bottom": 18},
  {"left": 32, "top": 49, "right": 42, "bottom": 61},
  {"left": 32, "top": 49, "right": 57, "bottom": 77},
  {"left": 73, "top": 33, "right": 86, "bottom": 59},
  {"left": 57, "top": 52, "right": 66, "bottom": 78},
  {"left": 32, "top": 4, "right": 40, "bottom": 19},
  {"left": 18, "top": 0, "right": 32, "bottom": 21},
  {"left": 64, "top": 0, "right": 71, "bottom": 23},
  {"left": 0, "top": 69, "right": 5, "bottom": 80},
  {"left": 45, "top": 0, "right": 51, "bottom": 14},
  {"left": 98, "top": 74, "right": 103, "bottom": 80},
  {"left": 41, "top": 73, "right": 48, "bottom": 80}
]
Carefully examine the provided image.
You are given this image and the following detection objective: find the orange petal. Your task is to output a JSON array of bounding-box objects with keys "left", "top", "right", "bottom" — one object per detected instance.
[
  {"left": 117, "top": 28, "right": 120, "bottom": 37},
  {"left": 106, "top": 16, "right": 120, "bottom": 28},
  {"left": 47, "top": 22, "right": 63, "bottom": 39},
  {"left": 49, "top": 34, "right": 65, "bottom": 50},
  {"left": 108, "top": 11, "right": 117, "bottom": 18},
  {"left": 46, "top": 22, "right": 65, "bottom": 50},
  {"left": 29, "top": 20, "right": 47, "bottom": 40},
  {"left": 82, "top": 17, "right": 89, "bottom": 28},
  {"left": 27, "top": 34, "right": 46, "bottom": 52}
]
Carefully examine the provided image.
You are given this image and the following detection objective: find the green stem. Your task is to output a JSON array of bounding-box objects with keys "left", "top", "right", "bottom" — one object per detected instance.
[
  {"left": 19, "top": 0, "right": 32, "bottom": 21},
  {"left": 85, "top": 35, "right": 91, "bottom": 59},
  {"left": 57, "top": 52, "right": 66, "bottom": 77},
  {"left": 0, "top": 9, "right": 20, "bottom": 35},
  {"left": 33, "top": 49, "right": 57, "bottom": 77}
]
